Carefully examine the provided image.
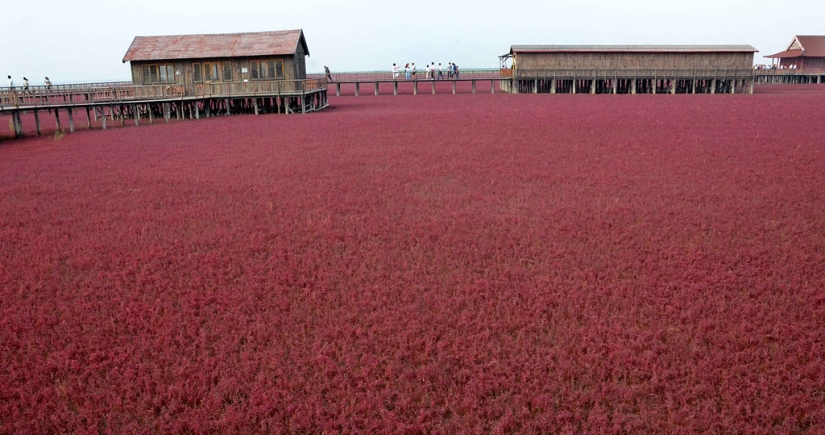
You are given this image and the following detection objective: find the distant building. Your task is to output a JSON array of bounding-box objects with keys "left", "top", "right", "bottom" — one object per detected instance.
[
  {"left": 500, "top": 45, "right": 757, "bottom": 94},
  {"left": 122, "top": 29, "right": 310, "bottom": 86},
  {"left": 765, "top": 35, "right": 825, "bottom": 70},
  {"left": 504, "top": 45, "right": 757, "bottom": 72}
]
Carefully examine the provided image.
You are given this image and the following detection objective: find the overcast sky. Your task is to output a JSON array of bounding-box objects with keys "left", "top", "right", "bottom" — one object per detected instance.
[{"left": 2, "top": 0, "right": 822, "bottom": 83}]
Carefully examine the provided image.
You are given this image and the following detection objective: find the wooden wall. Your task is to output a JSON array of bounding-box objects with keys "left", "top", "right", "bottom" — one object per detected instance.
[
  {"left": 780, "top": 57, "right": 825, "bottom": 70},
  {"left": 130, "top": 55, "right": 305, "bottom": 86},
  {"left": 515, "top": 52, "right": 755, "bottom": 70}
]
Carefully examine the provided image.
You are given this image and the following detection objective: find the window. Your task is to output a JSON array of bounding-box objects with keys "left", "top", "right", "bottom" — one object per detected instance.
[
  {"left": 193, "top": 64, "right": 202, "bottom": 83},
  {"left": 141, "top": 64, "right": 175, "bottom": 84},
  {"left": 223, "top": 62, "right": 233, "bottom": 81},
  {"left": 202, "top": 62, "right": 220, "bottom": 82},
  {"left": 250, "top": 59, "right": 285, "bottom": 80}
]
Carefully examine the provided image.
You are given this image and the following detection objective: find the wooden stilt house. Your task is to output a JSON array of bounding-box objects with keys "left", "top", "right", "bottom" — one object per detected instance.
[
  {"left": 501, "top": 45, "right": 757, "bottom": 94},
  {"left": 122, "top": 29, "right": 310, "bottom": 86},
  {"left": 765, "top": 36, "right": 825, "bottom": 70}
]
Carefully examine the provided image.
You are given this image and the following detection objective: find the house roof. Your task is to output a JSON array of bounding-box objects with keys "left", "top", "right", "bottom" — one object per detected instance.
[
  {"left": 123, "top": 29, "right": 308, "bottom": 63},
  {"left": 509, "top": 45, "right": 758, "bottom": 55},
  {"left": 765, "top": 35, "right": 825, "bottom": 58}
]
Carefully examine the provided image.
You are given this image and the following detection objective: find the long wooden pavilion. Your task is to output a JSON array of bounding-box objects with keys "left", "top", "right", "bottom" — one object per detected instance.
[{"left": 500, "top": 45, "right": 758, "bottom": 94}]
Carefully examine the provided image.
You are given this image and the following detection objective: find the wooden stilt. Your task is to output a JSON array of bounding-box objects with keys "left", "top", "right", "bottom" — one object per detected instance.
[
  {"left": 336, "top": 82, "right": 341, "bottom": 97},
  {"left": 133, "top": 105, "right": 139, "bottom": 126},
  {"left": 35, "top": 110, "right": 42, "bottom": 135},
  {"left": 55, "top": 109, "right": 62, "bottom": 131},
  {"left": 375, "top": 82, "right": 379, "bottom": 96},
  {"left": 355, "top": 82, "right": 360, "bottom": 96},
  {"left": 101, "top": 107, "right": 107, "bottom": 130},
  {"left": 225, "top": 98, "right": 230, "bottom": 116},
  {"left": 471, "top": 80, "right": 476, "bottom": 94},
  {"left": 68, "top": 109, "right": 75, "bottom": 133},
  {"left": 452, "top": 80, "right": 456, "bottom": 95},
  {"left": 12, "top": 112, "right": 22, "bottom": 138},
  {"left": 253, "top": 98, "right": 259, "bottom": 115},
  {"left": 86, "top": 107, "right": 92, "bottom": 128}
]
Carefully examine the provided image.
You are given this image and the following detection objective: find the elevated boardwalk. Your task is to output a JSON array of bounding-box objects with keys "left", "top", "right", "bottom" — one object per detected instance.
[
  {"left": 313, "top": 68, "right": 825, "bottom": 96},
  {"left": 1, "top": 79, "right": 328, "bottom": 139}
]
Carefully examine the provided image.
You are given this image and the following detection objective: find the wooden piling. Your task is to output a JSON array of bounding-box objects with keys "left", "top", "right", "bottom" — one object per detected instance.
[
  {"left": 86, "top": 107, "right": 92, "bottom": 128},
  {"left": 472, "top": 80, "right": 476, "bottom": 94},
  {"left": 133, "top": 105, "right": 139, "bottom": 126},
  {"left": 375, "top": 82, "right": 379, "bottom": 96},
  {"left": 355, "top": 82, "right": 360, "bottom": 96},
  {"left": 68, "top": 109, "right": 75, "bottom": 133},
  {"left": 452, "top": 80, "right": 456, "bottom": 94},
  {"left": 55, "top": 109, "right": 62, "bottom": 131},
  {"left": 336, "top": 82, "right": 341, "bottom": 97},
  {"left": 35, "top": 110, "right": 42, "bottom": 135},
  {"left": 101, "top": 107, "right": 107, "bottom": 130}
]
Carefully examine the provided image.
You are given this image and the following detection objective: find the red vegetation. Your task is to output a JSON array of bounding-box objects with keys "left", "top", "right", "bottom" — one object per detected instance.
[{"left": 2, "top": 87, "right": 825, "bottom": 432}]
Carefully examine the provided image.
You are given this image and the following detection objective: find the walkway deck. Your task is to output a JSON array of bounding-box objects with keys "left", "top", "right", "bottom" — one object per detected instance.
[{"left": 1, "top": 79, "right": 328, "bottom": 138}]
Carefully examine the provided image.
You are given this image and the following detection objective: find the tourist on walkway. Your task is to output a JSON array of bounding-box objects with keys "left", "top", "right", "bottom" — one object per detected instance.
[
  {"left": 437, "top": 63, "right": 444, "bottom": 79},
  {"left": 425, "top": 63, "right": 431, "bottom": 80},
  {"left": 454, "top": 64, "right": 459, "bottom": 79},
  {"left": 23, "top": 77, "right": 30, "bottom": 94},
  {"left": 324, "top": 66, "right": 333, "bottom": 82},
  {"left": 44, "top": 77, "right": 52, "bottom": 90},
  {"left": 405, "top": 63, "right": 410, "bottom": 80},
  {"left": 411, "top": 63, "right": 416, "bottom": 80},
  {"left": 7, "top": 75, "right": 13, "bottom": 89},
  {"left": 392, "top": 63, "right": 399, "bottom": 79},
  {"left": 431, "top": 62, "right": 436, "bottom": 80}
]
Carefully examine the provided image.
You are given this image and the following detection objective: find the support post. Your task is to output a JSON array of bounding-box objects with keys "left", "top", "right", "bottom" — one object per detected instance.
[
  {"left": 730, "top": 80, "right": 735, "bottom": 94},
  {"left": 491, "top": 80, "right": 495, "bottom": 94},
  {"left": 550, "top": 79, "right": 556, "bottom": 94},
  {"left": 472, "top": 80, "right": 476, "bottom": 94},
  {"left": 120, "top": 106, "right": 125, "bottom": 126},
  {"left": 590, "top": 79, "right": 596, "bottom": 94},
  {"left": 533, "top": 79, "right": 538, "bottom": 94},
  {"left": 35, "top": 110, "right": 41, "bottom": 135},
  {"left": 55, "top": 109, "right": 61, "bottom": 131},
  {"left": 336, "top": 82, "right": 341, "bottom": 97},
  {"left": 355, "top": 82, "right": 360, "bottom": 96},
  {"left": 68, "top": 109, "right": 75, "bottom": 133},
  {"left": 631, "top": 79, "right": 637, "bottom": 95},
  {"left": 414, "top": 81, "right": 418, "bottom": 95},
  {"left": 710, "top": 79, "right": 716, "bottom": 94},
  {"left": 670, "top": 79, "right": 676, "bottom": 95},
  {"left": 12, "top": 112, "right": 22, "bottom": 138},
  {"left": 432, "top": 80, "right": 436, "bottom": 95},
  {"left": 394, "top": 81, "right": 398, "bottom": 96},
  {"left": 253, "top": 98, "right": 259, "bottom": 115},
  {"left": 85, "top": 107, "right": 92, "bottom": 128},
  {"left": 452, "top": 80, "right": 456, "bottom": 94},
  {"left": 101, "top": 108, "right": 107, "bottom": 130},
  {"left": 748, "top": 80, "right": 754, "bottom": 94},
  {"left": 194, "top": 102, "right": 198, "bottom": 119},
  {"left": 133, "top": 105, "right": 139, "bottom": 126},
  {"left": 375, "top": 82, "right": 379, "bottom": 96},
  {"left": 613, "top": 79, "right": 617, "bottom": 94}
]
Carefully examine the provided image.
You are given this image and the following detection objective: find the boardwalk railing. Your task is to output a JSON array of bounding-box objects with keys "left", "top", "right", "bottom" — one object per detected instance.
[
  {"left": 308, "top": 68, "right": 503, "bottom": 82},
  {"left": 0, "top": 79, "right": 327, "bottom": 110}
]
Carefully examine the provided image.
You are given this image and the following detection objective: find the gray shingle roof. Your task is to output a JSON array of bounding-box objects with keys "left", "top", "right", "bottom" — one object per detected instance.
[{"left": 510, "top": 45, "right": 758, "bottom": 54}]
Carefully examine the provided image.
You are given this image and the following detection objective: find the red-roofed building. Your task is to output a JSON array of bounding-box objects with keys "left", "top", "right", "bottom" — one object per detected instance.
[
  {"left": 765, "top": 36, "right": 825, "bottom": 70},
  {"left": 122, "top": 30, "right": 310, "bottom": 85}
]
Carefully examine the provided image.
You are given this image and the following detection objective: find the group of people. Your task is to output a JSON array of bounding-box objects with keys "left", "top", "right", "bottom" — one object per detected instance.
[
  {"left": 391, "top": 62, "right": 459, "bottom": 80},
  {"left": 6, "top": 75, "right": 52, "bottom": 92}
]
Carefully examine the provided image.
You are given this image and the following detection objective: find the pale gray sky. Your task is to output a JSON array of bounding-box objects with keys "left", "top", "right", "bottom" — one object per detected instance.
[{"left": 2, "top": 0, "right": 822, "bottom": 83}]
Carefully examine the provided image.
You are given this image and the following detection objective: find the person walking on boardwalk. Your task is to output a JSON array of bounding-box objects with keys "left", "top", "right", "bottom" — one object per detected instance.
[
  {"left": 7, "top": 75, "right": 13, "bottom": 89},
  {"left": 425, "top": 63, "right": 430, "bottom": 80},
  {"left": 454, "top": 63, "right": 459, "bottom": 79},
  {"left": 430, "top": 62, "right": 436, "bottom": 80},
  {"left": 23, "top": 77, "right": 30, "bottom": 94},
  {"left": 411, "top": 63, "right": 416, "bottom": 80},
  {"left": 404, "top": 63, "right": 411, "bottom": 80},
  {"left": 392, "top": 63, "right": 399, "bottom": 80},
  {"left": 324, "top": 66, "right": 333, "bottom": 82},
  {"left": 437, "top": 63, "right": 444, "bottom": 80},
  {"left": 44, "top": 77, "right": 52, "bottom": 90}
]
